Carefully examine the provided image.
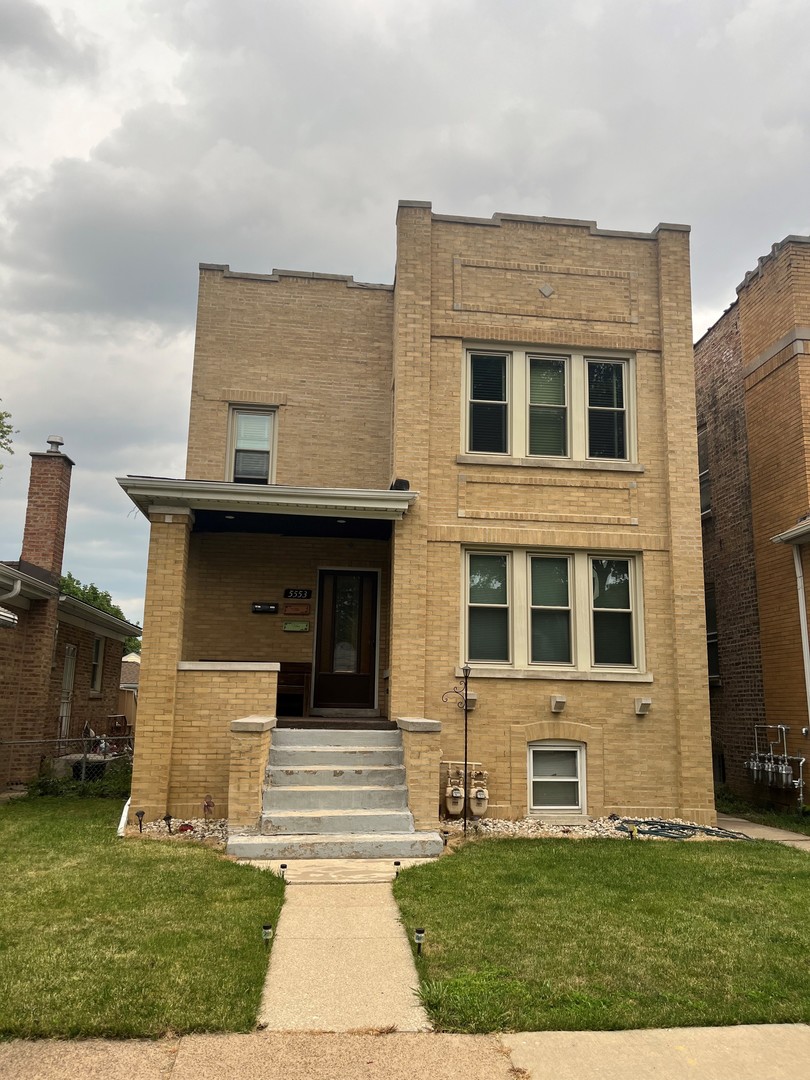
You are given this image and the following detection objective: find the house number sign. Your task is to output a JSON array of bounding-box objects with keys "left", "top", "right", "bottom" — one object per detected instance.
[{"left": 284, "top": 589, "right": 312, "bottom": 599}]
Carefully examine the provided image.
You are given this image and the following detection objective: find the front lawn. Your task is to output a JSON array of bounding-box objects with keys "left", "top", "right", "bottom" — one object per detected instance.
[
  {"left": 0, "top": 798, "right": 283, "bottom": 1038},
  {"left": 394, "top": 838, "right": 810, "bottom": 1033}
]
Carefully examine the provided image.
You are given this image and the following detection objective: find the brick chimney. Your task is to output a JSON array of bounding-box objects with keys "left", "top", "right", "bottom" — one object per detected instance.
[{"left": 20, "top": 436, "right": 75, "bottom": 580}]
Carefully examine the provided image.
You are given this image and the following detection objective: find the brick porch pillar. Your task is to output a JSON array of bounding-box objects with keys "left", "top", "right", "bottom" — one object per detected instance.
[{"left": 129, "top": 508, "right": 193, "bottom": 822}]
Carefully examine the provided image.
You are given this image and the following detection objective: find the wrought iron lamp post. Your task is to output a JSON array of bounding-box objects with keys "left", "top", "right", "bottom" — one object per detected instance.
[{"left": 442, "top": 663, "right": 472, "bottom": 834}]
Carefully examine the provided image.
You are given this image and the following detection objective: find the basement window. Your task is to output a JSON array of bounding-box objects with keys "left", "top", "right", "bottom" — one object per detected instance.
[{"left": 529, "top": 741, "right": 586, "bottom": 813}]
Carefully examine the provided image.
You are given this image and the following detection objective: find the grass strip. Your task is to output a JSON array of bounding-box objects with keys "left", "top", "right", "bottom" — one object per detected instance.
[
  {"left": 0, "top": 798, "right": 283, "bottom": 1038},
  {"left": 394, "top": 837, "right": 810, "bottom": 1032}
]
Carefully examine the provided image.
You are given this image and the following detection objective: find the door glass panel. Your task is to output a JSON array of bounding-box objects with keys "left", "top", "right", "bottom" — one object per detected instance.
[{"left": 332, "top": 575, "right": 360, "bottom": 672}]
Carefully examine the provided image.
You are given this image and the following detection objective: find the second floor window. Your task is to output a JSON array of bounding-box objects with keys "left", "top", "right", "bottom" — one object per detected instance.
[
  {"left": 466, "top": 347, "right": 633, "bottom": 463},
  {"left": 232, "top": 409, "right": 274, "bottom": 484}
]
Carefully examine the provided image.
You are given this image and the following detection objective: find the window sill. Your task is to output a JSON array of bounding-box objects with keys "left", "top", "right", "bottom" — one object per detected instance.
[
  {"left": 456, "top": 454, "right": 644, "bottom": 473},
  {"left": 88, "top": 691, "right": 102, "bottom": 699},
  {"left": 456, "top": 666, "right": 653, "bottom": 683}
]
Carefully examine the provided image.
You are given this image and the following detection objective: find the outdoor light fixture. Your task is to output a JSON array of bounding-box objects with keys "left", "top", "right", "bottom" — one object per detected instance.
[
  {"left": 135, "top": 809, "right": 145, "bottom": 833},
  {"left": 394, "top": 860, "right": 401, "bottom": 877},
  {"left": 163, "top": 813, "right": 173, "bottom": 834},
  {"left": 441, "top": 830, "right": 449, "bottom": 846},
  {"left": 262, "top": 924, "right": 274, "bottom": 946},
  {"left": 279, "top": 863, "right": 287, "bottom": 879},
  {"left": 414, "top": 928, "right": 425, "bottom": 956}
]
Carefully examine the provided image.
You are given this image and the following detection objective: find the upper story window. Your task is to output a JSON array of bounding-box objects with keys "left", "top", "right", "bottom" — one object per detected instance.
[
  {"left": 231, "top": 408, "right": 275, "bottom": 484},
  {"left": 465, "top": 347, "right": 634, "bottom": 464},
  {"left": 0, "top": 605, "right": 19, "bottom": 628}
]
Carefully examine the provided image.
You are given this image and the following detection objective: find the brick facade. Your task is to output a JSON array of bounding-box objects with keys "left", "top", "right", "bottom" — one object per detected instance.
[
  {"left": 694, "top": 305, "right": 767, "bottom": 796},
  {"left": 695, "top": 235, "right": 810, "bottom": 808},
  {"left": 126, "top": 202, "right": 715, "bottom": 827},
  {"left": 0, "top": 443, "right": 136, "bottom": 788}
]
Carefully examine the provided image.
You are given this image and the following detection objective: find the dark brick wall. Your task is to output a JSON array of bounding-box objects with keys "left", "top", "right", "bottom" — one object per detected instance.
[{"left": 694, "top": 303, "right": 767, "bottom": 797}]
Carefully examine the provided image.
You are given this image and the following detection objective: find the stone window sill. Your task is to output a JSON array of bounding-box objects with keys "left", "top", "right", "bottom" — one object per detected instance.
[
  {"left": 456, "top": 665, "right": 654, "bottom": 684},
  {"left": 456, "top": 454, "right": 644, "bottom": 473}
]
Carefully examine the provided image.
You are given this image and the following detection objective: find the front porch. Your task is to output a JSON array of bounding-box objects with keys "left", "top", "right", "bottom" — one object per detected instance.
[{"left": 119, "top": 477, "right": 441, "bottom": 844}]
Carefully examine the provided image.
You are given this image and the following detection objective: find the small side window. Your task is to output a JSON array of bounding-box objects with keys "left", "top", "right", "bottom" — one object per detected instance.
[
  {"left": 232, "top": 409, "right": 274, "bottom": 484},
  {"left": 91, "top": 637, "right": 104, "bottom": 692}
]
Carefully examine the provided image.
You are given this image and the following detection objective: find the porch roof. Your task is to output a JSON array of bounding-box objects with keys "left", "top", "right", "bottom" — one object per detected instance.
[{"left": 117, "top": 476, "right": 418, "bottom": 521}]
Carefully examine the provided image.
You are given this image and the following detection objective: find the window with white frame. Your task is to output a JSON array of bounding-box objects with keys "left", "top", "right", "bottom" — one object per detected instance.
[
  {"left": 529, "top": 741, "right": 585, "bottom": 812},
  {"left": 90, "top": 636, "right": 104, "bottom": 692},
  {"left": 230, "top": 408, "right": 275, "bottom": 484},
  {"left": 465, "top": 550, "right": 642, "bottom": 672},
  {"left": 465, "top": 348, "right": 633, "bottom": 463}
]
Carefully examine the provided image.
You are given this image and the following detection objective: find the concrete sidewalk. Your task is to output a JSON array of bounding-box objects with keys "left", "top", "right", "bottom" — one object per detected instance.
[
  {"left": 3, "top": 1026, "right": 810, "bottom": 1080},
  {"left": 717, "top": 812, "right": 810, "bottom": 850}
]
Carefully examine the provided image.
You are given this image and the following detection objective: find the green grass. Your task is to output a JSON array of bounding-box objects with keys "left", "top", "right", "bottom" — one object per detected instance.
[
  {"left": 715, "top": 786, "right": 810, "bottom": 837},
  {"left": 393, "top": 838, "right": 810, "bottom": 1033},
  {"left": 0, "top": 798, "right": 284, "bottom": 1038}
]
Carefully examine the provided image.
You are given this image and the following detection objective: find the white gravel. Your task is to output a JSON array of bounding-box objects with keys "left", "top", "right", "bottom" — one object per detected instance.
[
  {"left": 441, "top": 815, "right": 741, "bottom": 841},
  {"left": 131, "top": 817, "right": 228, "bottom": 846}
]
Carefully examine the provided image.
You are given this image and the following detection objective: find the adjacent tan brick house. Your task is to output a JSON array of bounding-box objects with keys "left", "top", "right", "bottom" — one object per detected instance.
[
  {"left": 695, "top": 235, "right": 810, "bottom": 808},
  {"left": 120, "top": 201, "right": 715, "bottom": 844},
  {"left": 1, "top": 440, "right": 141, "bottom": 788}
]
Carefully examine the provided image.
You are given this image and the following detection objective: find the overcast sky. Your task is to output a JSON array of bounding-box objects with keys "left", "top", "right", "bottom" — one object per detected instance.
[{"left": 1, "top": 0, "right": 809, "bottom": 627}]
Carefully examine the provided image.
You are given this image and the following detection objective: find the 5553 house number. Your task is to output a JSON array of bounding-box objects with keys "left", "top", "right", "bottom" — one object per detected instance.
[{"left": 283, "top": 589, "right": 312, "bottom": 599}]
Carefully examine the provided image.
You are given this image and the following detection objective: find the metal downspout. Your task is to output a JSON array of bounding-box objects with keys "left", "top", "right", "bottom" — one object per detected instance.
[
  {"left": 0, "top": 579, "right": 22, "bottom": 603},
  {"left": 791, "top": 543, "right": 810, "bottom": 728}
]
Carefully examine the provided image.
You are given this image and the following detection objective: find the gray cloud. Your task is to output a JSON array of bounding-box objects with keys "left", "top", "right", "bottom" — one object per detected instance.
[
  {"left": 0, "top": 0, "right": 97, "bottom": 78},
  {"left": 2, "top": 0, "right": 810, "bottom": 618}
]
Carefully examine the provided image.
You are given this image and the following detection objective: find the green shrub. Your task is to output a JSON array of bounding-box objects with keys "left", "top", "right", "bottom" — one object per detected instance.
[{"left": 27, "top": 756, "right": 132, "bottom": 799}]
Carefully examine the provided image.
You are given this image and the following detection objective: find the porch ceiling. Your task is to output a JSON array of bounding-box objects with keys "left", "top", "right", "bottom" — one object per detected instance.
[{"left": 117, "top": 476, "right": 418, "bottom": 522}]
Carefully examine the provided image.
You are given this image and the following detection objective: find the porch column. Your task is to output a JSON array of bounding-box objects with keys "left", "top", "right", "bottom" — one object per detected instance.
[
  {"left": 397, "top": 717, "right": 442, "bottom": 830},
  {"left": 228, "top": 715, "right": 276, "bottom": 829},
  {"left": 129, "top": 507, "right": 193, "bottom": 822}
]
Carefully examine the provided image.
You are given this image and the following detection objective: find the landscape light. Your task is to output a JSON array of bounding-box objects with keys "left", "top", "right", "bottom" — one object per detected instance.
[
  {"left": 163, "top": 813, "right": 173, "bottom": 834},
  {"left": 394, "top": 860, "right": 401, "bottom": 877},
  {"left": 262, "top": 924, "right": 273, "bottom": 946},
  {"left": 414, "top": 928, "right": 425, "bottom": 956},
  {"left": 135, "top": 810, "right": 145, "bottom": 833}
]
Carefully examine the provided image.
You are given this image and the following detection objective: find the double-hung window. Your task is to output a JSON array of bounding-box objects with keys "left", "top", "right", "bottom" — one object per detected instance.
[
  {"left": 465, "top": 348, "right": 633, "bottom": 463},
  {"left": 465, "top": 550, "right": 642, "bottom": 674},
  {"left": 529, "top": 742, "right": 585, "bottom": 812},
  {"left": 231, "top": 409, "right": 275, "bottom": 484}
]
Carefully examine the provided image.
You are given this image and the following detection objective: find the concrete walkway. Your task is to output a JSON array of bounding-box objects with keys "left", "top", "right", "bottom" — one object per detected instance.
[
  {"left": 717, "top": 812, "right": 810, "bottom": 850},
  {"left": 256, "top": 863, "right": 430, "bottom": 1032}
]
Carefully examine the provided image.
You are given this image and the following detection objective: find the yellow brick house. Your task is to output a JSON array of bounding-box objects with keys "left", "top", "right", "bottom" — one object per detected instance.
[{"left": 120, "top": 201, "right": 715, "bottom": 857}]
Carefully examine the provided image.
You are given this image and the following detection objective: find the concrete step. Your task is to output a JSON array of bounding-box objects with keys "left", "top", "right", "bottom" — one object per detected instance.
[
  {"left": 269, "top": 746, "right": 403, "bottom": 767},
  {"left": 261, "top": 808, "right": 415, "bottom": 835},
  {"left": 267, "top": 764, "right": 406, "bottom": 787},
  {"left": 227, "top": 830, "right": 445, "bottom": 860},
  {"left": 273, "top": 727, "right": 402, "bottom": 747},
  {"left": 264, "top": 784, "right": 409, "bottom": 811}
]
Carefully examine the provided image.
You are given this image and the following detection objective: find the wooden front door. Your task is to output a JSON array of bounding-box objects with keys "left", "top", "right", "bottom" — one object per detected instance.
[{"left": 313, "top": 570, "right": 378, "bottom": 711}]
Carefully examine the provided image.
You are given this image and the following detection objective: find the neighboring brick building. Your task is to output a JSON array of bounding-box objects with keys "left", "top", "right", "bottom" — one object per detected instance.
[
  {"left": 0, "top": 439, "right": 141, "bottom": 787},
  {"left": 695, "top": 235, "right": 810, "bottom": 808},
  {"left": 120, "top": 201, "right": 715, "bottom": 847}
]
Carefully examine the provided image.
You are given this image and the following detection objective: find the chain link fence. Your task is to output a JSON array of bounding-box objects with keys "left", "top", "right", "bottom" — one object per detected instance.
[{"left": 1, "top": 733, "right": 134, "bottom": 793}]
